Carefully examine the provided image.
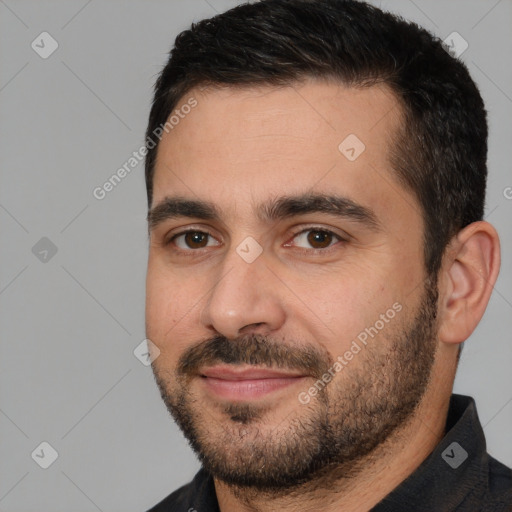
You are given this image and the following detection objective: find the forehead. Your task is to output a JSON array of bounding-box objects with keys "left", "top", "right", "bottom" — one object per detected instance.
[{"left": 152, "top": 81, "right": 414, "bottom": 226}]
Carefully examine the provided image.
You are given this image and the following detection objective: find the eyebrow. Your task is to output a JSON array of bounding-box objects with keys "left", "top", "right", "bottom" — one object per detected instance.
[{"left": 147, "top": 193, "right": 381, "bottom": 232}]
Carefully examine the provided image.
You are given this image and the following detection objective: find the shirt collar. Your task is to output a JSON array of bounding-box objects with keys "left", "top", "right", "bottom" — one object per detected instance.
[{"left": 372, "top": 394, "right": 489, "bottom": 511}]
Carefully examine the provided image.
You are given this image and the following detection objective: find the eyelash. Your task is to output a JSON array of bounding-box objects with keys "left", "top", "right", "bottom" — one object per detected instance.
[{"left": 164, "top": 226, "right": 346, "bottom": 256}]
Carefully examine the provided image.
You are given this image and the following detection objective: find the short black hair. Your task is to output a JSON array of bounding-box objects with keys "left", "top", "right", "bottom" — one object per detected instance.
[{"left": 145, "top": 0, "right": 487, "bottom": 277}]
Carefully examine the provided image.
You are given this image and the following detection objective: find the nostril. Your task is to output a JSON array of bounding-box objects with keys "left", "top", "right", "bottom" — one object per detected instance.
[{"left": 239, "top": 322, "right": 266, "bottom": 335}]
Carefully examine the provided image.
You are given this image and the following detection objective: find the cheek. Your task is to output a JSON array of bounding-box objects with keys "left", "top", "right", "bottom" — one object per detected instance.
[
  {"left": 146, "top": 264, "right": 188, "bottom": 344},
  {"left": 145, "top": 261, "right": 168, "bottom": 335},
  {"left": 287, "top": 266, "right": 403, "bottom": 354},
  {"left": 146, "top": 258, "right": 212, "bottom": 364}
]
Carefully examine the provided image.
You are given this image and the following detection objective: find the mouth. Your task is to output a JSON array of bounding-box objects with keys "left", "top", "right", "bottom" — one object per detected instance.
[{"left": 198, "top": 365, "right": 309, "bottom": 401}]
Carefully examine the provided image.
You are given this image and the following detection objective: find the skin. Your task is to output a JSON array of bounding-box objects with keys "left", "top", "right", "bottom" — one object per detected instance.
[{"left": 145, "top": 80, "right": 500, "bottom": 512}]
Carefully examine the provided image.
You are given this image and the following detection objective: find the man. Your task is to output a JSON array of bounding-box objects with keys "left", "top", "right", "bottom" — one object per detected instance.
[{"left": 143, "top": 0, "right": 511, "bottom": 510}]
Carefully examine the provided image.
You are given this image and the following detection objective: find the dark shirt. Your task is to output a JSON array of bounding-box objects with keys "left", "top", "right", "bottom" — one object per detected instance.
[{"left": 147, "top": 394, "right": 512, "bottom": 511}]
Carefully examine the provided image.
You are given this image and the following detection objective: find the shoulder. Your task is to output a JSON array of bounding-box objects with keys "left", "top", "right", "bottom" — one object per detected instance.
[
  {"left": 145, "top": 468, "right": 218, "bottom": 512},
  {"left": 457, "top": 454, "right": 512, "bottom": 512},
  {"left": 146, "top": 481, "right": 196, "bottom": 512},
  {"left": 483, "top": 455, "right": 512, "bottom": 511}
]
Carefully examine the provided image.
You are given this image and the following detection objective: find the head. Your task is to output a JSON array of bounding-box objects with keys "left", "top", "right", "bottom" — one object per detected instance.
[{"left": 144, "top": 0, "right": 499, "bottom": 493}]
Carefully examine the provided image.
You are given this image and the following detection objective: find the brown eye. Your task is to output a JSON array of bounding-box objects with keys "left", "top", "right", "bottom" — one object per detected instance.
[
  {"left": 307, "top": 230, "right": 333, "bottom": 248},
  {"left": 291, "top": 229, "right": 341, "bottom": 250},
  {"left": 184, "top": 232, "right": 208, "bottom": 248},
  {"left": 172, "top": 231, "right": 219, "bottom": 250}
]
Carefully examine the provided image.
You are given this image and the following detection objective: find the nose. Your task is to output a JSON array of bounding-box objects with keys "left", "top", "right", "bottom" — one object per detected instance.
[{"left": 200, "top": 247, "right": 287, "bottom": 340}]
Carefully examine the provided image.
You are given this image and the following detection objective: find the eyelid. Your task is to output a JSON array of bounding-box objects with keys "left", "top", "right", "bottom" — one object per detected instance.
[
  {"left": 162, "top": 224, "right": 349, "bottom": 253},
  {"left": 163, "top": 224, "right": 219, "bottom": 242},
  {"left": 164, "top": 226, "right": 221, "bottom": 247},
  {"left": 284, "top": 225, "right": 350, "bottom": 246}
]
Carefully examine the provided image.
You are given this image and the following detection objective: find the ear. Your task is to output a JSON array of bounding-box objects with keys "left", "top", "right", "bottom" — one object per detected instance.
[{"left": 437, "top": 221, "right": 501, "bottom": 344}]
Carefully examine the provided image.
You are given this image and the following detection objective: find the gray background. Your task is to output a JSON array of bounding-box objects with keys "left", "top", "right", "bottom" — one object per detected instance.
[{"left": 0, "top": 0, "right": 511, "bottom": 510}]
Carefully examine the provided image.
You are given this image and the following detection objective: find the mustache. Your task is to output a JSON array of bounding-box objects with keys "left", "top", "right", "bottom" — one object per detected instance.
[{"left": 176, "top": 334, "right": 332, "bottom": 379}]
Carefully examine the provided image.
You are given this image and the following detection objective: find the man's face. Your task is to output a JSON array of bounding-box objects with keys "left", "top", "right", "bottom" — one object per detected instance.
[{"left": 145, "top": 81, "right": 439, "bottom": 490}]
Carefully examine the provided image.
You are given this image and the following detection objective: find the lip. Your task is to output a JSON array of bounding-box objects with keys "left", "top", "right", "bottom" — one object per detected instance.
[{"left": 199, "top": 365, "right": 308, "bottom": 400}]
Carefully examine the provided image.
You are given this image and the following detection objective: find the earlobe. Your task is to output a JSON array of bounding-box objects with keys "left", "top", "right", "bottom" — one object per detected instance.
[{"left": 438, "top": 221, "right": 501, "bottom": 344}]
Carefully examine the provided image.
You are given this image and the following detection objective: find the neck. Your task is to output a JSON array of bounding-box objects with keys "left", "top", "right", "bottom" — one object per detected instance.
[{"left": 215, "top": 354, "right": 455, "bottom": 512}]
